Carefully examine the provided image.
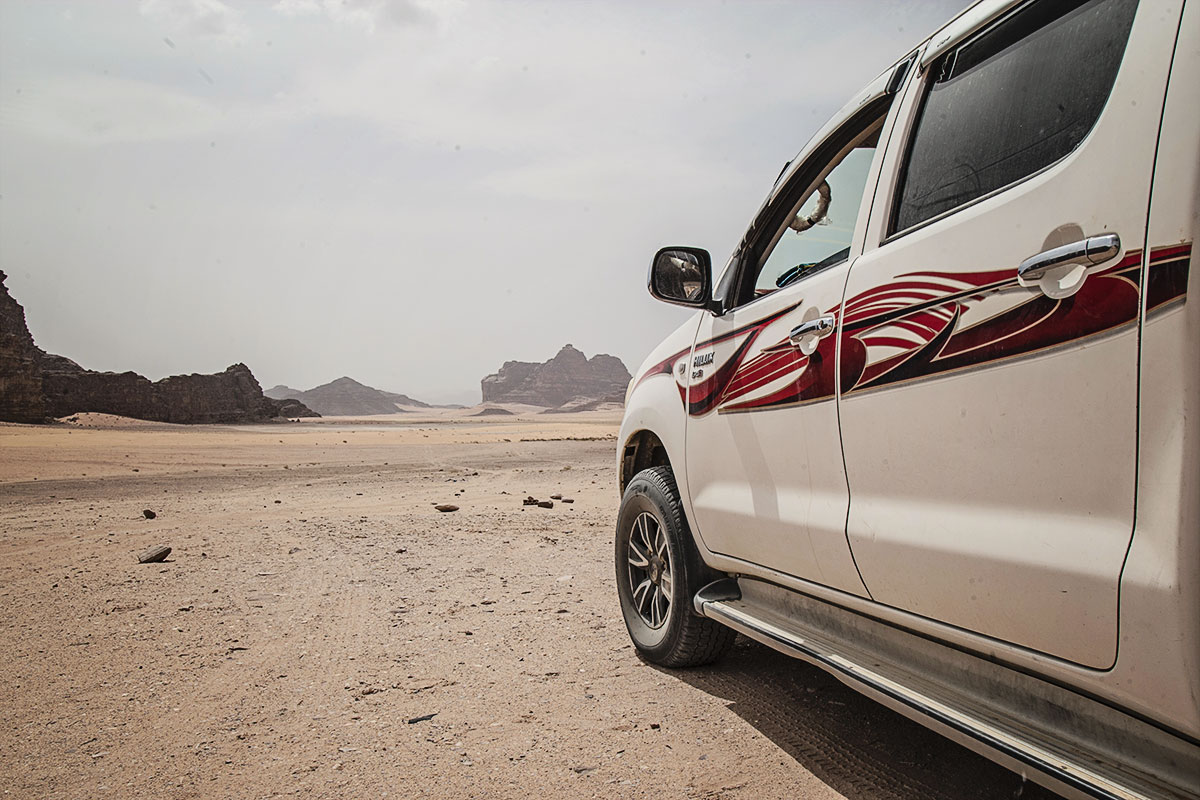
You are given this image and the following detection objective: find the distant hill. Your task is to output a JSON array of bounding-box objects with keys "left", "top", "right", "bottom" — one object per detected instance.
[
  {"left": 265, "top": 384, "right": 302, "bottom": 399},
  {"left": 265, "top": 377, "right": 432, "bottom": 417},
  {"left": 481, "top": 344, "right": 630, "bottom": 409}
]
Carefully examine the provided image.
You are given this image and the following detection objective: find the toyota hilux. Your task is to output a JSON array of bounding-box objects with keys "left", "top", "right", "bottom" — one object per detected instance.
[{"left": 614, "top": 1, "right": 1200, "bottom": 797}]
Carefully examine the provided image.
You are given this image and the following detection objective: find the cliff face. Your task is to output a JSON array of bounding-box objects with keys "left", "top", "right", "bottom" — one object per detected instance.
[
  {"left": 0, "top": 272, "right": 317, "bottom": 423},
  {"left": 40, "top": 358, "right": 304, "bottom": 424},
  {"left": 0, "top": 272, "right": 46, "bottom": 423},
  {"left": 157, "top": 364, "right": 312, "bottom": 423},
  {"left": 481, "top": 344, "right": 631, "bottom": 408}
]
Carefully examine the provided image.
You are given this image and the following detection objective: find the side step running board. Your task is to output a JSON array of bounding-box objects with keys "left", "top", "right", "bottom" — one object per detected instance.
[{"left": 693, "top": 580, "right": 1194, "bottom": 800}]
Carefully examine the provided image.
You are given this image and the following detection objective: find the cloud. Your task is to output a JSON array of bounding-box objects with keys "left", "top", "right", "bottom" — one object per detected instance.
[
  {"left": 138, "top": 0, "right": 249, "bottom": 45},
  {"left": 264, "top": 2, "right": 920, "bottom": 164},
  {"left": 273, "top": 0, "right": 432, "bottom": 32},
  {"left": 477, "top": 150, "right": 743, "bottom": 206},
  {"left": 3, "top": 73, "right": 225, "bottom": 145}
]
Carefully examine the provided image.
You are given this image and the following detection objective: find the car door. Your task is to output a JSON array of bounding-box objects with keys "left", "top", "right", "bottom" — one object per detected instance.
[
  {"left": 838, "top": 0, "right": 1179, "bottom": 667},
  {"left": 683, "top": 75, "right": 904, "bottom": 596}
]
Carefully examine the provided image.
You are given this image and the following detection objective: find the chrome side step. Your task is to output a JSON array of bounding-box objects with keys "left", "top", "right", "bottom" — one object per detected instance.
[{"left": 693, "top": 579, "right": 1199, "bottom": 800}]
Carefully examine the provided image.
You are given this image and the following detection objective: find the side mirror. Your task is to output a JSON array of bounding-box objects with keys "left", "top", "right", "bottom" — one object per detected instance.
[{"left": 648, "top": 247, "right": 712, "bottom": 308}]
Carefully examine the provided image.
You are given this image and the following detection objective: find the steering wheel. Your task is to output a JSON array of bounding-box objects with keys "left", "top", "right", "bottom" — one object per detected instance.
[{"left": 788, "top": 180, "right": 832, "bottom": 233}]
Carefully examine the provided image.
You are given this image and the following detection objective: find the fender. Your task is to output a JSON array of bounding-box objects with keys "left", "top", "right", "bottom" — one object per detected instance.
[{"left": 618, "top": 314, "right": 706, "bottom": 549}]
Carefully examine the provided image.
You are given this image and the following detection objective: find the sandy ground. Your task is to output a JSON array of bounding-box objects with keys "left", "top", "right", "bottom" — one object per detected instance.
[{"left": 0, "top": 413, "right": 1058, "bottom": 800}]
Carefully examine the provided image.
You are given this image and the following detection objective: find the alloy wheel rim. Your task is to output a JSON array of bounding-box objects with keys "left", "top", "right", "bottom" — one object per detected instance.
[{"left": 626, "top": 511, "right": 672, "bottom": 629}]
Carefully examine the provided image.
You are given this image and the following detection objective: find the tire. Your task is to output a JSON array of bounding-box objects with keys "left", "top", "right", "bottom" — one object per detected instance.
[{"left": 615, "top": 466, "right": 736, "bottom": 667}]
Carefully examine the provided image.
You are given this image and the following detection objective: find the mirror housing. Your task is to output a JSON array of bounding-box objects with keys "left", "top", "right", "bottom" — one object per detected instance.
[{"left": 648, "top": 246, "right": 712, "bottom": 309}]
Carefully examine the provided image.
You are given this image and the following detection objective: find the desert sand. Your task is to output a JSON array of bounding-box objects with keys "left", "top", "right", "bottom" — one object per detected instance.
[{"left": 0, "top": 412, "right": 1056, "bottom": 799}]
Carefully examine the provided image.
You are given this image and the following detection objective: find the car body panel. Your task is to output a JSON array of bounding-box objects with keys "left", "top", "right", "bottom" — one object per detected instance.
[
  {"left": 836, "top": 0, "right": 1179, "bottom": 669},
  {"left": 1111, "top": 0, "right": 1200, "bottom": 737},
  {"left": 675, "top": 67, "right": 907, "bottom": 597},
  {"left": 684, "top": 266, "right": 867, "bottom": 595}
]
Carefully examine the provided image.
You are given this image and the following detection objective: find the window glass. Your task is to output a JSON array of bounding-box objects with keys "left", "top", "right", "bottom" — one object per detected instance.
[
  {"left": 891, "top": 0, "right": 1137, "bottom": 234},
  {"left": 753, "top": 137, "right": 878, "bottom": 297}
]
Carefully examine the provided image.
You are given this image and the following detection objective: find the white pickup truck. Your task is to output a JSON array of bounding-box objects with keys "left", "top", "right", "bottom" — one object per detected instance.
[{"left": 614, "top": 1, "right": 1199, "bottom": 797}]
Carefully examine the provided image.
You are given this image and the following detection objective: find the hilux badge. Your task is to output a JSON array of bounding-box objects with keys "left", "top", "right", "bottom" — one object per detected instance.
[{"left": 693, "top": 352, "right": 714, "bottom": 368}]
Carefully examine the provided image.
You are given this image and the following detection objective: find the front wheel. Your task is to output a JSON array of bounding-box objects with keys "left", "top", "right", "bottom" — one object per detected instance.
[{"left": 615, "top": 466, "right": 735, "bottom": 667}]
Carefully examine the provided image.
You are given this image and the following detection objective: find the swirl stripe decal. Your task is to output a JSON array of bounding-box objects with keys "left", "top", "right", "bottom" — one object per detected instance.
[{"left": 634, "top": 243, "right": 1191, "bottom": 417}]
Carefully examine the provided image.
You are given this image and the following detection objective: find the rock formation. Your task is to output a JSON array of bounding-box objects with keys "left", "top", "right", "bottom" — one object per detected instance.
[
  {"left": 265, "top": 377, "right": 431, "bottom": 417},
  {"left": 0, "top": 272, "right": 317, "bottom": 423},
  {"left": 0, "top": 271, "right": 46, "bottom": 423},
  {"left": 481, "top": 344, "right": 630, "bottom": 408}
]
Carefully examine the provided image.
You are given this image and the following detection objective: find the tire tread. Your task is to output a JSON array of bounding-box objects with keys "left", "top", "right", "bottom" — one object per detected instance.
[{"left": 628, "top": 466, "right": 736, "bottom": 668}]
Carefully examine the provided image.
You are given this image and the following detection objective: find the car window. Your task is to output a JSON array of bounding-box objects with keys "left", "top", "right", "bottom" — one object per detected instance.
[
  {"left": 753, "top": 137, "right": 878, "bottom": 296},
  {"left": 890, "top": 0, "right": 1138, "bottom": 235}
]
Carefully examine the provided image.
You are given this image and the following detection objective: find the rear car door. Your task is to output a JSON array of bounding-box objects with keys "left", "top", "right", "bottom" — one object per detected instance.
[
  {"left": 837, "top": 0, "right": 1180, "bottom": 667},
  {"left": 683, "top": 76, "right": 903, "bottom": 595}
]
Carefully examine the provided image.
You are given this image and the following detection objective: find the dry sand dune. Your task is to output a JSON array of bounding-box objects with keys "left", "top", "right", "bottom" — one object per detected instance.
[{"left": 0, "top": 414, "right": 1056, "bottom": 799}]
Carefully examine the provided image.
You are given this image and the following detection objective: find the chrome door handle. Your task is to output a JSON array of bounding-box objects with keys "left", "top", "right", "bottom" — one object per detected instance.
[
  {"left": 1017, "top": 233, "right": 1121, "bottom": 282},
  {"left": 789, "top": 315, "right": 835, "bottom": 355}
]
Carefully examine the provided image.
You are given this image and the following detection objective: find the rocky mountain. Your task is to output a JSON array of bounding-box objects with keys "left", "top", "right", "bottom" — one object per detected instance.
[
  {"left": 0, "top": 271, "right": 45, "bottom": 423},
  {"left": 265, "top": 377, "right": 431, "bottom": 417},
  {"left": 481, "top": 344, "right": 631, "bottom": 408},
  {"left": 0, "top": 271, "right": 317, "bottom": 423}
]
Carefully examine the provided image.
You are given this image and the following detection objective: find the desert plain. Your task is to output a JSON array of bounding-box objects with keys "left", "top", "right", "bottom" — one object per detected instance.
[{"left": 0, "top": 410, "right": 1057, "bottom": 799}]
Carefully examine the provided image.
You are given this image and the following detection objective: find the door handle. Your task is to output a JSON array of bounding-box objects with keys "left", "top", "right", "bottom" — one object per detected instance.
[
  {"left": 1017, "top": 233, "right": 1120, "bottom": 284},
  {"left": 789, "top": 315, "right": 835, "bottom": 355}
]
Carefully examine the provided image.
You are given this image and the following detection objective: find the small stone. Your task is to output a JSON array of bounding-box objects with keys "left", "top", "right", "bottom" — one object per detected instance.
[
  {"left": 407, "top": 713, "right": 437, "bottom": 724},
  {"left": 537, "top": 500, "right": 554, "bottom": 509},
  {"left": 562, "top": 498, "right": 574, "bottom": 504},
  {"left": 137, "top": 545, "right": 171, "bottom": 564},
  {"left": 142, "top": 509, "right": 156, "bottom": 519},
  {"left": 522, "top": 496, "right": 539, "bottom": 506},
  {"left": 550, "top": 494, "right": 562, "bottom": 500},
  {"left": 435, "top": 504, "right": 459, "bottom": 513}
]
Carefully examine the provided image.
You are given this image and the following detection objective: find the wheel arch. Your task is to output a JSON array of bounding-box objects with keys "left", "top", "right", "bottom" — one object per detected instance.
[{"left": 619, "top": 429, "right": 672, "bottom": 493}]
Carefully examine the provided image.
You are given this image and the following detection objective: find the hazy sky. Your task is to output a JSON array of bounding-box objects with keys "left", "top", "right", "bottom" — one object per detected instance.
[{"left": 0, "top": 0, "right": 968, "bottom": 405}]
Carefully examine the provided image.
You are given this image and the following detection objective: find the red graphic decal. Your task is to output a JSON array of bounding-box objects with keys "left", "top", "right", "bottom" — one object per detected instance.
[
  {"left": 634, "top": 243, "right": 1191, "bottom": 415},
  {"left": 841, "top": 248, "right": 1168, "bottom": 395}
]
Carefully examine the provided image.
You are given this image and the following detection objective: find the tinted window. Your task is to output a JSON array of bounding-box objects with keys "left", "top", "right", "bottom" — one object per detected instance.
[{"left": 891, "top": 0, "right": 1137, "bottom": 234}]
